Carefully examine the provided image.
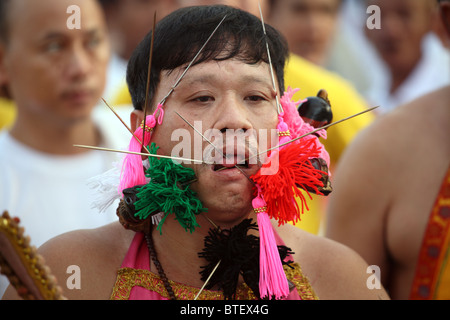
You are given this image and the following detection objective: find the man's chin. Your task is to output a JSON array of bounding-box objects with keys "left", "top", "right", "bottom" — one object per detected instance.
[{"left": 197, "top": 186, "right": 255, "bottom": 222}]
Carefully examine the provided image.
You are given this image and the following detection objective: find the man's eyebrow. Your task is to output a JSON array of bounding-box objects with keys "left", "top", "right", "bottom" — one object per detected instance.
[
  {"left": 83, "top": 28, "right": 104, "bottom": 37},
  {"left": 240, "top": 75, "right": 272, "bottom": 85},
  {"left": 37, "top": 31, "right": 65, "bottom": 42},
  {"left": 181, "top": 74, "right": 216, "bottom": 86}
]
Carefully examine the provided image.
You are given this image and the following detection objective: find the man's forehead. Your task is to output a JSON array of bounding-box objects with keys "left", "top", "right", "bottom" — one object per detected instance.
[{"left": 161, "top": 60, "right": 273, "bottom": 87}]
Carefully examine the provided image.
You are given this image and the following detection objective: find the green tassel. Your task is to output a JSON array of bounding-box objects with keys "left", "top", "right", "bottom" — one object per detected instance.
[{"left": 134, "top": 143, "right": 207, "bottom": 234}]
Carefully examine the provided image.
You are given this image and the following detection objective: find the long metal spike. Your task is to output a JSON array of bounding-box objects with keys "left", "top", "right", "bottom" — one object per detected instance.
[
  {"left": 174, "top": 111, "right": 224, "bottom": 158},
  {"left": 73, "top": 144, "right": 212, "bottom": 165},
  {"left": 142, "top": 11, "right": 157, "bottom": 149},
  {"left": 194, "top": 260, "right": 221, "bottom": 300},
  {"left": 174, "top": 111, "right": 255, "bottom": 185},
  {"left": 100, "top": 98, "right": 152, "bottom": 155},
  {"left": 158, "top": 15, "right": 227, "bottom": 106},
  {"left": 258, "top": 2, "right": 282, "bottom": 114}
]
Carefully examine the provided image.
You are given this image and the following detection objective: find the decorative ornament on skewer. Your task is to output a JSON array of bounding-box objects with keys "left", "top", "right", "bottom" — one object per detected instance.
[{"left": 251, "top": 105, "right": 379, "bottom": 161}]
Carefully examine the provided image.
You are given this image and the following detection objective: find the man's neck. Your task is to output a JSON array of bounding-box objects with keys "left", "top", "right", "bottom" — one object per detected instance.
[{"left": 151, "top": 212, "right": 258, "bottom": 289}]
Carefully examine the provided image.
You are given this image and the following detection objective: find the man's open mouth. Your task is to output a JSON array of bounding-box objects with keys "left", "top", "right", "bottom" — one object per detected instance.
[{"left": 212, "top": 157, "right": 250, "bottom": 171}]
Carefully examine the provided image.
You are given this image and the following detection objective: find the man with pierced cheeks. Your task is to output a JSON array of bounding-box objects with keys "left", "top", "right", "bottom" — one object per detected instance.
[{"left": 4, "top": 5, "right": 389, "bottom": 300}]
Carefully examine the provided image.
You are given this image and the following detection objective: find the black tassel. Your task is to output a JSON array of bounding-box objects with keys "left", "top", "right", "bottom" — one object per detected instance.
[
  {"left": 198, "top": 219, "right": 295, "bottom": 300},
  {"left": 199, "top": 219, "right": 259, "bottom": 299}
]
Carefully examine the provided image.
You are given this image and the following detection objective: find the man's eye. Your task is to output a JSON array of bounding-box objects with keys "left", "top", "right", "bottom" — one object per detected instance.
[
  {"left": 193, "top": 96, "right": 214, "bottom": 103},
  {"left": 246, "top": 95, "right": 266, "bottom": 102},
  {"left": 46, "top": 41, "right": 63, "bottom": 53},
  {"left": 86, "top": 37, "right": 101, "bottom": 48}
]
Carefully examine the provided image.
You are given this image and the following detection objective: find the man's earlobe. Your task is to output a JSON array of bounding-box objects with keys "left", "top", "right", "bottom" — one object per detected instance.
[{"left": 130, "top": 109, "right": 145, "bottom": 133}]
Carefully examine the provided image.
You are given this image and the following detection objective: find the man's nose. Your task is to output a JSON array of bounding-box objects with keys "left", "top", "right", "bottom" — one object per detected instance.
[
  {"left": 213, "top": 96, "right": 253, "bottom": 133},
  {"left": 66, "top": 45, "right": 92, "bottom": 79}
]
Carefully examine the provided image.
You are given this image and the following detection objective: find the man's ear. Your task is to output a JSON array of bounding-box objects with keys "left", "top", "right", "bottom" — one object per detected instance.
[{"left": 130, "top": 109, "right": 144, "bottom": 133}]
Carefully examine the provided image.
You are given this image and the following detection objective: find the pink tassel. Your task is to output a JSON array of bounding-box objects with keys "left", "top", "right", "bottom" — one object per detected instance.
[
  {"left": 118, "top": 104, "right": 165, "bottom": 195},
  {"left": 253, "top": 187, "right": 289, "bottom": 300}
]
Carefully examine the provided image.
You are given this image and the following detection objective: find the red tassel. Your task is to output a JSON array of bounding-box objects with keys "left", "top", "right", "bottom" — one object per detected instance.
[{"left": 251, "top": 140, "right": 326, "bottom": 226}]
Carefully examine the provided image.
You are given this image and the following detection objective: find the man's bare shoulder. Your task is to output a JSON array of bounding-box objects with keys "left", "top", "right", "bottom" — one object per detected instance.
[
  {"left": 372, "top": 86, "right": 450, "bottom": 142},
  {"left": 277, "top": 223, "right": 389, "bottom": 300},
  {"left": 4, "top": 222, "right": 135, "bottom": 300},
  {"left": 45, "top": 222, "right": 134, "bottom": 300},
  {"left": 38, "top": 222, "right": 134, "bottom": 260}
]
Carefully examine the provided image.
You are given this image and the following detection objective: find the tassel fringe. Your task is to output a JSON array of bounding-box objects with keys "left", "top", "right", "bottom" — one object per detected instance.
[
  {"left": 253, "top": 191, "right": 289, "bottom": 299},
  {"left": 252, "top": 140, "right": 325, "bottom": 226}
]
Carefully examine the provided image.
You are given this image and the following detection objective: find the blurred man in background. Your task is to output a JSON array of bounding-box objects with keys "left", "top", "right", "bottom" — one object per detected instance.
[
  {"left": 99, "top": 0, "right": 178, "bottom": 101},
  {"left": 0, "top": 0, "right": 130, "bottom": 297},
  {"left": 365, "top": 0, "right": 450, "bottom": 113},
  {"left": 268, "top": 0, "right": 342, "bottom": 66}
]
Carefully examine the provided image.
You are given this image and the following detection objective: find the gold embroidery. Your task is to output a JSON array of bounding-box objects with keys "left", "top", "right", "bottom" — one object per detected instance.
[
  {"left": 253, "top": 206, "right": 268, "bottom": 214},
  {"left": 140, "top": 121, "right": 154, "bottom": 133},
  {"left": 110, "top": 263, "right": 318, "bottom": 300},
  {"left": 278, "top": 130, "right": 291, "bottom": 137}
]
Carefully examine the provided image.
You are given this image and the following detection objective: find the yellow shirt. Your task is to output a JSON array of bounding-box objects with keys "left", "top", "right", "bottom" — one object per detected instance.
[
  {"left": 0, "top": 98, "right": 16, "bottom": 130},
  {"left": 111, "top": 54, "right": 375, "bottom": 235},
  {"left": 112, "top": 85, "right": 132, "bottom": 107}
]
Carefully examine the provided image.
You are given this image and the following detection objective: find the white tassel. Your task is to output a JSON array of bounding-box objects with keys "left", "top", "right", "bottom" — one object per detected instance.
[
  {"left": 88, "top": 165, "right": 122, "bottom": 213},
  {"left": 88, "top": 159, "right": 151, "bottom": 214}
]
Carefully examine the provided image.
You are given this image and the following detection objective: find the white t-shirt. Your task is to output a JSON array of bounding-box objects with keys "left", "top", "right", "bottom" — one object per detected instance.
[
  {"left": 103, "top": 53, "right": 128, "bottom": 102},
  {"left": 0, "top": 104, "right": 134, "bottom": 297},
  {"left": 374, "top": 34, "right": 450, "bottom": 113}
]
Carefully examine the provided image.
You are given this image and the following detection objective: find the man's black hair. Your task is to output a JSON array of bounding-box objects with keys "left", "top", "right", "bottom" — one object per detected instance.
[{"left": 126, "top": 5, "right": 289, "bottom": 110}]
